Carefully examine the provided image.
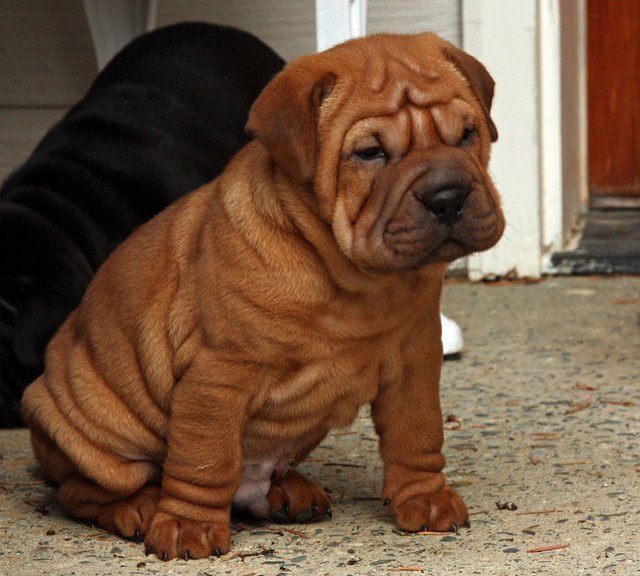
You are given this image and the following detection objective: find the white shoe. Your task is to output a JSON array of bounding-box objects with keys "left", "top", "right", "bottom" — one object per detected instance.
[{"left": 441, "top": 313, "right": 463, "bottom": 356}]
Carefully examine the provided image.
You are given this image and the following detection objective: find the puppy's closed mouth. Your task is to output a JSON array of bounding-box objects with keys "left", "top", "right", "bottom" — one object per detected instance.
[{"left": 383, "top": 223, "right": 445, "bottom": 252}]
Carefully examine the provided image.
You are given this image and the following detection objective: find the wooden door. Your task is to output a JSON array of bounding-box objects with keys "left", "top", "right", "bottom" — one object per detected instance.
[{"left": 588, "top": 0, "right": 640, "bottom": 201}]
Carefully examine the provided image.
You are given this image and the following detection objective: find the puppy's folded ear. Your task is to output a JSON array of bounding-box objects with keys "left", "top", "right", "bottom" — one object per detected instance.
[
  {"left": 444, "top": 47, "right": 498, "bottom": 142},
  {"left": 246, "top": 62, "right": 336, "bottom": 183}
]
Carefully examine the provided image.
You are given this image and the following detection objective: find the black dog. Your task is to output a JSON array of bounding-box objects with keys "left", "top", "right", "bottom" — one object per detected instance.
[{"left": 0, "top": 22, "right": 284, "bottom": 426}]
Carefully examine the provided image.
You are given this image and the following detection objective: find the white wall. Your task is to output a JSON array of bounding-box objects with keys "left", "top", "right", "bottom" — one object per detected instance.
[{"left": 0, "top": 0, "right": 97, "bottom": 181}]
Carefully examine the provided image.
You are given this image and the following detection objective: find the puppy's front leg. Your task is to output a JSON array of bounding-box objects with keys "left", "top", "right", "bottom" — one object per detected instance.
[
  {"left": 371, "top": 334, "right": 469, "bottom": 533},
  {"left": 145, "top": 359, "right": 251, "bottom": 560}
]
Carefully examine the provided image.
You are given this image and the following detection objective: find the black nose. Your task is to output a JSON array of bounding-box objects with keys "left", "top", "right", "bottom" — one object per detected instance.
[{"left": 422, "top": 186, "right": 471, "bottom": 226}]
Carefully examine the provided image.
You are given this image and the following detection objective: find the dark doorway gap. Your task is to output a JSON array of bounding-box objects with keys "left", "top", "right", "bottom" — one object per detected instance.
[{"left": 551, "top": 206, "right": 640, "bottom": 275}]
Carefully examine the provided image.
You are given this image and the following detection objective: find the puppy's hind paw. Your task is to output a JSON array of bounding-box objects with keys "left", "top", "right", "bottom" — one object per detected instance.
[
  {"left": 267, "top": 469, "right": 332, "bottom": 523},
  {"left": 97, "top": 485, "right": 160, "bottom": 541}
]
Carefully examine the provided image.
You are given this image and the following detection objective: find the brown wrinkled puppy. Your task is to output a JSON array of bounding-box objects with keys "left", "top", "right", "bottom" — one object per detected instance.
[{"left": 22, "top": 32, "right": 504, "bottom": 560}]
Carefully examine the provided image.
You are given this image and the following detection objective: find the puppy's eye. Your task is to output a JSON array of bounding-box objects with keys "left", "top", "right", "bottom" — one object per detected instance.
[
  {"left": 354, "top": 146, "right": 386, "bottom": 161},
  {"left": 459, "top": 127, "right": 478, "bottom": 147}
]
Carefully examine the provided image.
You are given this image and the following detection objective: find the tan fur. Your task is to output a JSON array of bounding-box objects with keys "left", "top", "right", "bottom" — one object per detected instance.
[{"left": 22, "top": 32, "right": 504, "bottom": 560}]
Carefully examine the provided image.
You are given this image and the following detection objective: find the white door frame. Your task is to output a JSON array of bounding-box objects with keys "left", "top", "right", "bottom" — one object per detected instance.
[
  {"left": 463, "top": 0, "right": 588, "bottom": 279},
  {"left": 316, "top": 0, "right": 367, "bottom": 51}
]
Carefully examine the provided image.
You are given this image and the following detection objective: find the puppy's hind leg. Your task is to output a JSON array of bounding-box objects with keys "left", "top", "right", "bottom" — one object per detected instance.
[
  {"left": 30, "top": 422, "right": 160, "bottom": 541},
  {"left": 58, "top": 476, "right": 160, "bottom": 542}
]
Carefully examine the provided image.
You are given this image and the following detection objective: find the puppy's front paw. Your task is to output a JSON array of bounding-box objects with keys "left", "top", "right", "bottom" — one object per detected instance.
[
  {"left": 392, "top": 486, "right": 469, "bottom": 533},
  {"left": 144, "top": 511, "right": 230, "bottom": 560}
]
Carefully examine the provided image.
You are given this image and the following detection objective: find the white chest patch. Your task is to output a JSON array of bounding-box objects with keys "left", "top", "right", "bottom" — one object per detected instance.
[{"left": 232, "top": 456, "right": 291, "bottom": 517}]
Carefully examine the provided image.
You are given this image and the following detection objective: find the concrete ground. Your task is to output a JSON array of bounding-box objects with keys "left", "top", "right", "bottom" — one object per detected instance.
[{"left": 1, "top": 275, "right": 638, "bottom": 576}]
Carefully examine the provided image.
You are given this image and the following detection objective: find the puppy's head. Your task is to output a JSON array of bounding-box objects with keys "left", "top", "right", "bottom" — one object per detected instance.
[{"left": 247, "top": 33, "right": 504, "bottom": 273}]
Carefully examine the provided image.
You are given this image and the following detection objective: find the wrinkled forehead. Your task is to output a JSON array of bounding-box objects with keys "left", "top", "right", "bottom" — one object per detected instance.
[
  {"left": 320, "top": 41, "right": 473, "bottom": 132},
  {"left": 369, "top": 52, "right": 463, "bottom": 108},
  {"left": 326, "top": 70, "right": 475, "bottom": 155}
]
